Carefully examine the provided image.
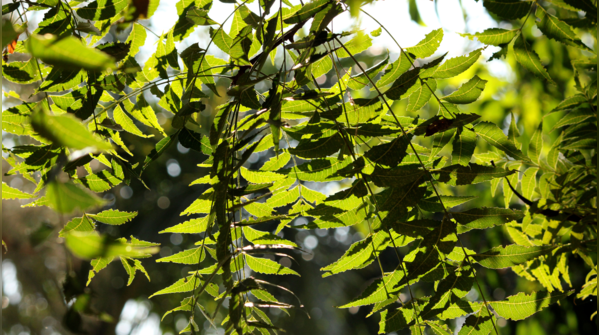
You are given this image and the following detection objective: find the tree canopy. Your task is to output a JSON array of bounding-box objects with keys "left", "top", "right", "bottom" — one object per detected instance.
[{"left": 1, "top": 0, "right": 597, "bottom": 334}]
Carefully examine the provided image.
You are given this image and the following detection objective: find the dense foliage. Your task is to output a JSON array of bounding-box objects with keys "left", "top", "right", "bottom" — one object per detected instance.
[{"left": 1, "top": 0, "right": 597, "bottom": 334}]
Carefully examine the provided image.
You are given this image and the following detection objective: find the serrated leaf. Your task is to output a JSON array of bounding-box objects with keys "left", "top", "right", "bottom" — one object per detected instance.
[
  {"left": 443, "top": 76, "right": 487, "bottom": 104},
  {"left": 489, "top": 290, "right": 574, "bottom": 321},
  {"left": 88, "top": 209, "right": 138, "bottom": 225},
  {"left": 77, "top": 0, "right": 128, "bottom": 21},
  {"left": 336, "top": 30, "right": 373, "bottom": 58},
  {"left": 66, "top": 232, "right": 158, "bottom": 260},
  {"left": 31, "top": 108, "right": 112, "bottom": 151},
  {"left": 27, "top": 35, "right": 115, "bottom": 71},
  {"left": 340, "top": 270, "right": 404, "bottom": 308},
  {"left": 433, "top": 49, "right": 482, "bottom": 79},
  {"left": 483, "top": 0, "right": 532, "bottom": 20},
  {"left": 243, "top": 226, "right": 297, "bottom": 247},
  {"left": 474, "top": 122, "right": 528, "bottom": 161},
  {"left": 113, "top": 105, "right": 152, "bottom": 138},
  {"left": 419, "top": 195, "right": 475, "bottom": 212},
  {"left": 377, "top": 51, "right": 412, "bottom": 88},
  {"left": 457, "top": 307, "right": 495, "bottom": 335},
  {"left": 521, "top": 167, "right": 538, "bottom": 201},
  {"left": 406, "top": 28, "right": 444, "bottom": 59},
  {"left": 513, "top": 34, "right": 555, "bottom": 84},
  {"left": 2, "top": 182, "right": 35, "bottom": 199},
  {"left": 452, "top": 128, "right": 477, "bottom": 166},
  {"left": 407, "top": 79, "right": 437, "bottom": 112},
  {"left": 437, "top": 163, "right": 515, "bottom": 186},
  {"left": 454, "top": 207, "right": 525, "bottom": 234},
  {"left": 321, "top": 231, "right": 392, "bottom": 277},
  {"left": 150, "top": 275, "right": 204, "bottom": 298},
  {"left": 59, "top": 215, "right": 96, "bottom": 237},
  {"left": 461, "top": 29, "right": 518, "bottom": 46},
  {"left": 245, "top": 254, "right": 299, "bottom": 276},
  {"left": 283, "top": 0, "right": 330, "bottom": 24},
  {"left": 473, "top": 244, "right": 563, "bottom": 269},
  {"left": 157, "top": 247, "right": 208, "bottom": 264},
  {"left": 46, "top": 181, "right": 107, "bottom": 214}
]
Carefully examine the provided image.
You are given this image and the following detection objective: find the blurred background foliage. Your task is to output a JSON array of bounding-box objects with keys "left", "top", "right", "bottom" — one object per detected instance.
[{"left": 1, "top": 0, "right": 597, "bottom": 334}]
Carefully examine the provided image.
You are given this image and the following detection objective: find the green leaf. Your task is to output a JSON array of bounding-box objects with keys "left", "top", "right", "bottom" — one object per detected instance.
[
  {"left": 437, "top": 163, "right": 515, "bottom": 186},
  {"left": 2, "top": 182, "right": 36, "bottom": 199},
  {"left": 473, "top": 244, "right": 563, "bottom": 269},
  {"left": 443, "top": 76, "right": 487, "bottom": 104},
  {"left": 407, "top": 79, "right": 437, "bottom": 112},
  {"left": 289, "top": 134, "right": 344, "bottom": 159},
  {"left": 140, "top": 134, "right": 177, "bottom": 174},
  {"left": 377, "top": 51, "right": 412, "bottom": 88},
  {"left": 243, "top": 226, "right": 298, "bottom": 247},
  {"left": 311, "top": 55, "right": 333, "bottom": 78},
  {"left": 260, "top": 152, "right": 291, "bottom": 171},
  {"left": 512, "top": 34, "right": 555, "bottom": 84},
  {"left": 452, "top": 128, "right": 477, "bottom": 166},
  {"left": 281, "top": 157, "right": 352, "bottom": 182},
  {"left": 157, "top": 247, "right": 208, "bottom": 264},
  {"left": 160, "top": 215, "right": 212, "bottom": 234},
  {"left": 489, "top": 290, "right": 574, "bottom": 320},
  {"left": 46, "top": 181, "right": 107, "bottom": 214},
  {"left": 433, "top": 49, "right": 482, "bottom": 79},
  {"left": 283, "top": 0, "right": 330, "bottom": 24},
  {"left": 521, "top": 167, "right": 539, "bottom": 201},
  {"left": 418, "top": 195, "right": 475, "bottom": 212},
  {"left": 65, "top": 232, "right": 158, "bottom": 260},
  {"left": 321, "top": 231, "right": 394, "bottom": 277},
  {"left": 339, "top": 270, "right": 404, "bottom": 308},
  {"left": 528, "top": 122, "right": 542, "bottom": 164},
  {"left": 113, "top": 105, "right": 152, "bottom": 138},
  {"left": 77, "top": 0, "right": 128, "bottom": 21},
  {"left": 121, "top": 257, "right": 150, "bottom": 286},
  {"left": 457, "top": 307, "right": 495, "bottom": 335},
  {"left": 245, "top": 254, "right": 299, "bottom": 276},
  {"left": 125, "top": 23, "right": 147, "bottom": 60},
  {"left": 31, "top": 108, "right": 112, "bottom": 151},
  {"left": 88, "top": 209, "right": 138, "bottom": 225},
  {"left": 87, "top": 257, "right": 113, "bottom": 285},
  {"left": 364, "top": 135, "right": 412, "bottom": 167},
  {"left": 460, "top": 28, "right": 518, "bottom": 46},
  {"left": 483, "top": 0, "right": 532, "bottom": 20},
  {"left": 454, "top": 207, "right": 525, "bottom": 234},
  {"left": 336, "top": 30, "right": 373, "bottom": 58},
  {"left": 27, "top": 35, "right": 116, "bottom": 71},
  {"left": 348, "top": 54, "right": 389, "bottom": 91},
  {"left": 241, "top": 167, "right": 287, "bottom": 184},
  {"left": 474, "top": 121, "right": 528, "bottom": 161},
  {"left": 551, "top": 110, "right": 596, "bottom": 131},
  {"left": 2, "top": 59, "right": 50, "bottom": 84},
  {"left": 406, "top": 28, "right": 444, "bottom": 59},
  {"left": 150, "top": 275, "right": 204, "bottom": 298},
  {"left": 59, "top": 215, "right": 96, "bottom": 237},
  {"left": 537, "top": 10, "right": 589, "bottom": 50}
]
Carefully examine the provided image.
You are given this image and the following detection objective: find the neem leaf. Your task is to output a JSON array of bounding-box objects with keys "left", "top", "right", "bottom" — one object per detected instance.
[
  {"left": 59, "top": 215, "right": 95, "bottom": 237},
  {"left": 2, "top": 182, "right": 36, "bottom": 199},
  {"left": 31, "top": 108, "right": 112, "bottom": 151},
  {"left": 454, "top": 207, "right": 525, "bottom": 234},
  {"left": 65, "top": 231, "right": 158, "bottom": 259},
  {"left": 473, "top": 244, "right": 563, "bottom": 269},
  {"left": 512, "top": 34, "right": 555, "bottom": 84},
  {"left": 490, "top": 290, "right": 574, "bottom": 320},
  {"left": 245, "top": 254, "right": 300, "bottom": 276},
  {"left": 405, "top": 28, "right": 444, "bottom": 59},
  {"left": 483, "top": 0, "right": 532, "bottom": 20},
  {"left": 460, "top": 29, "right": 518, "bottom": 46},
  {"left": 88, "top": 209, "right": 138, "bottom": 225},
  {"left": 433, "top": 49, "right": 482, "bottom": 79},
  {"left": 377, "top": 51, "right": 412, "bottom": 87},
  {"left": 474, "top": 121, "right": 528, "bottom": 161},
  {"left": 443, "top": 76, "right": 487, "bottom": 104},
  {"left": 46, "top": 181, "right": 107, "bottom": 214},
  {"left": 27, "top": 35, "right": 116, "bottom": 71},
  {"left": 77, "top": 0, "right": 129, "bottom": 21}
]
